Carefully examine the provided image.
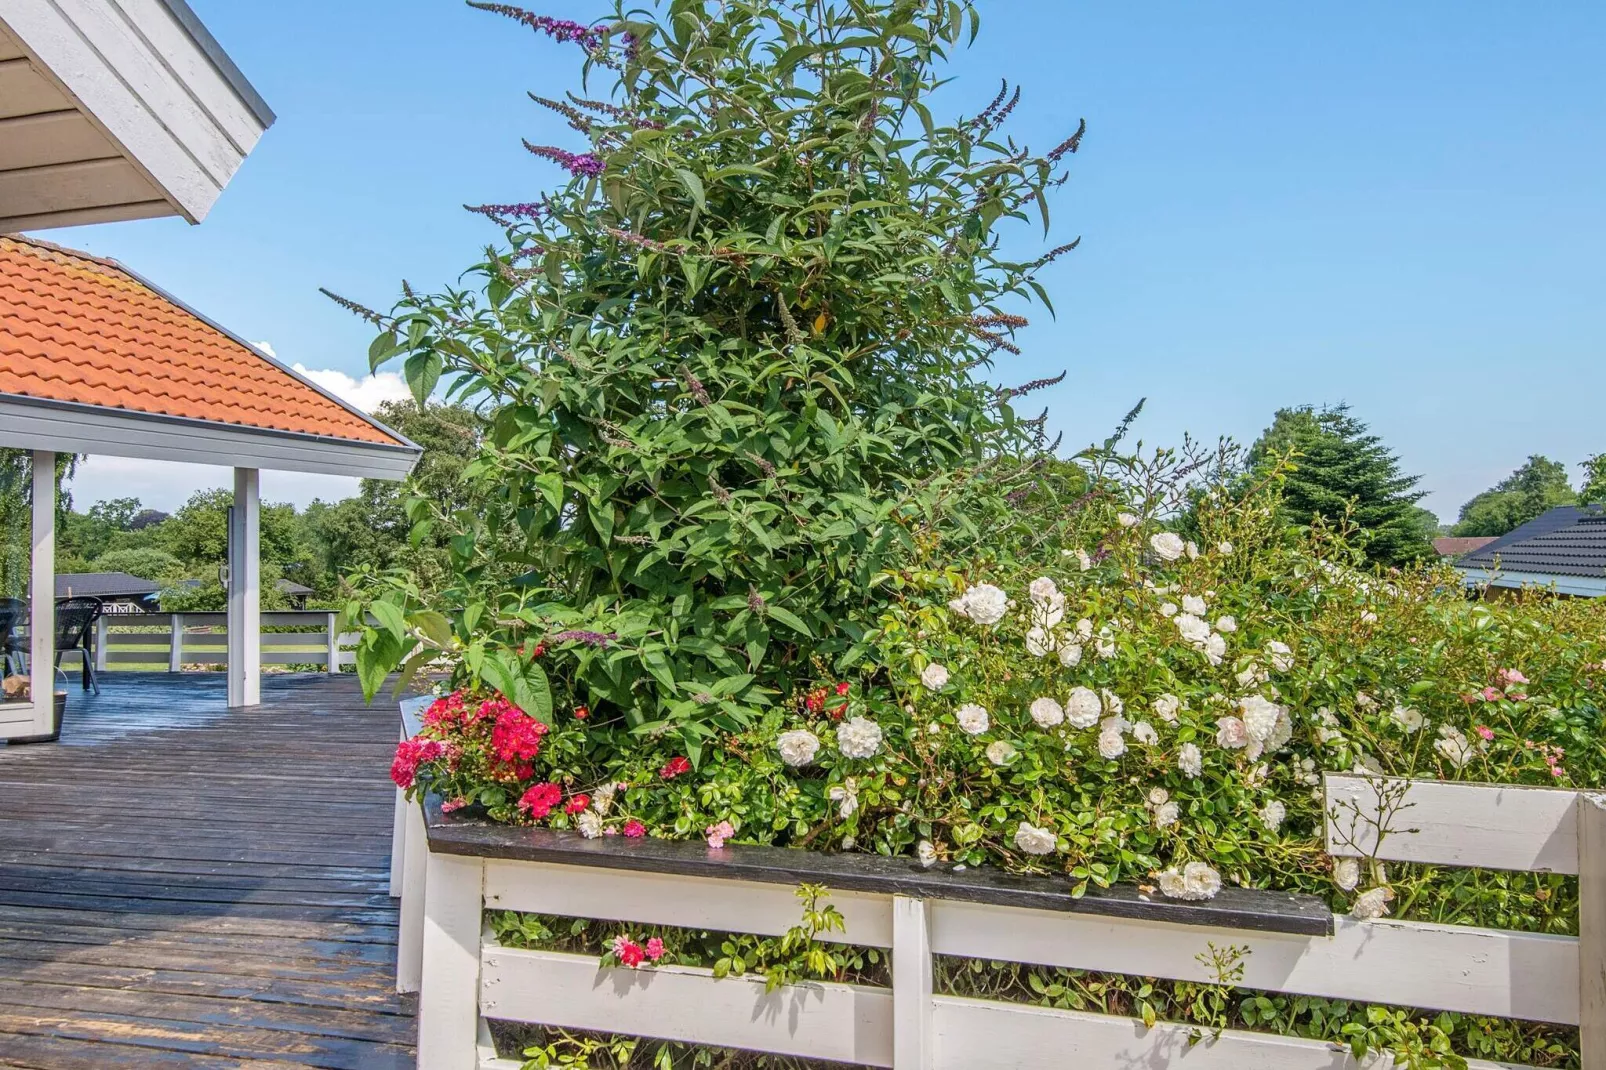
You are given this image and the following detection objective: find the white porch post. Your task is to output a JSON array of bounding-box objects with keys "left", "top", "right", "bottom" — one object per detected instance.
[
  {"left": 227, "top": 468, "right": 260, "bottom": 708},
  {"left": 29, "top": 451, "right": 55, "bottom": 735}
]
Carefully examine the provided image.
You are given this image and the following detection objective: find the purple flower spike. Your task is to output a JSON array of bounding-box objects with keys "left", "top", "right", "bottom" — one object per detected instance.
[
  {"left": 523, "top": 142, "right": 607, "bottom": 178},
  {"left": 548, "top": 629, "right": 616, "bottom": 647}
]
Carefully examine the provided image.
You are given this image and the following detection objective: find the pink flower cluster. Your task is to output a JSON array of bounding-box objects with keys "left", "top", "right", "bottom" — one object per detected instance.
[
  {"left": 705, "top": 820, "right": 734, "bottom": 849},
  {"left": 611, "top": 934, "right": 665, "bottom": 968},
  {"left": 390, "top": 737, "right": 446, "bottom": 789},
  {"left": 1524, "top": 739, "right": 1567, "bottom": 779},
  {"left": 517, "top": 781, "right": 563, "bottom": 818},
  {"left": 491, "top": 708, "right": 549, "bottom": 766}
]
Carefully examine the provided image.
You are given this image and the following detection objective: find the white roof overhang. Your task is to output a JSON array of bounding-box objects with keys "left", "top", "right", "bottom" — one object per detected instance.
[{"left": 0, "top": 0, "right": 273, "bottom": 231}]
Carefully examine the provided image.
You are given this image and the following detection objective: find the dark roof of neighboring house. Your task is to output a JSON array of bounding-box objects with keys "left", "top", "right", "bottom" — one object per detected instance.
[
  {"left": 1458, "top": 505, "right": 1606, "bottom": 579},
  {"left": 277, "top": 580, "right": 314, "bottom": 596},
  {"left": 55, "top": 572, "right": 160, "bottom": 600},
  {"left": 1433, "top": 536, "right": 1496, "bottom": 558}
]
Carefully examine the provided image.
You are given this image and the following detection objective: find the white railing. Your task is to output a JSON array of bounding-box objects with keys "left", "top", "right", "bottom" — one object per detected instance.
[
  {"left": 391, "top": 698, "right": 1606, "bottom": 1070},
  {"left": 94, "top": 610, "right": 358, "bottom": 673}
]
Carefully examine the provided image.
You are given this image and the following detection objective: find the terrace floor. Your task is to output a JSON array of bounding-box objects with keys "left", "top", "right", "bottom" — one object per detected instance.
[{"left": 0, "top": 673, "right": 415, "bottom": 1068}]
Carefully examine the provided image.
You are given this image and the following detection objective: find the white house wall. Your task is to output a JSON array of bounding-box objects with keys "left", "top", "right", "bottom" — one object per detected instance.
[{"left": 0, "top": 0, "right": 271, "bottom": 231}]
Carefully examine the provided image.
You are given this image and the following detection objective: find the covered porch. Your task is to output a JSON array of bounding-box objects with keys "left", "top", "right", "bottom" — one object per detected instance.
[{"left": 0, "top": 671, "right": 414, "bottom": 1067}]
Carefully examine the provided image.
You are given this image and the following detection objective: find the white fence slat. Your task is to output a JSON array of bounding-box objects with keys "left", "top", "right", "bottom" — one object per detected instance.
[
  {"left": 931, "top": 995, "right": 1387, "bottom": 1069},
  {"left": 397, "top": 800, "right": 428, "bottom": 994},
  {"left": 1325, "top": 774, "right": 1580, "bottom": 873},
  {"left": 483, "top": 859, "right": 894, "bottom": 948},
  {"left": 417, "top": 852, "right": 482, "bottom": 1069},
  {"left": 1581, "top": 794, "right": 1606, "bottom": 1070},
  {"left": 930, "top": 900, "right": 1578, "bottom": 1025},
  {"left": 892, "top": 896, "right": 933, "bottom": 1070},
  {"left": 479, "top": 945, "right": 894, "bottom": 1067}
]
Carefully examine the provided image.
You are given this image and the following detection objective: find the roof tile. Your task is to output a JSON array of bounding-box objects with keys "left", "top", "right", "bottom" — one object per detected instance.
[{"left": 0, "top": 235, "right": 403, "bottom": 447}]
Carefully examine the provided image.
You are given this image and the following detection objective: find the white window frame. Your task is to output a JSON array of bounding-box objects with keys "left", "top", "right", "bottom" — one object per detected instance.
[{"left": 0, "top": 450, "right": 56, "bottom": 735}]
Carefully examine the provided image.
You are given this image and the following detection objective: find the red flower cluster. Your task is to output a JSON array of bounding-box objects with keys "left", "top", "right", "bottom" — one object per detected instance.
[
  {"left": 390, "top": 737, "right": 446, "bottom": 789},
  {"left": 564, "top": 793, "right": 591, "bottom": 815},
  {"left": 622, "top": 818, "right": 646, "bottom": 838},
  {"left": 611, "top": 934, "right": 666, "bottom": 968},
  {"left": 802, "top": 681, "right": 852, "bottom": 719},
  {"left": 659, "top": 756, "right": 691, "bottom": 780},
  {"left": 518, "top": 782, "right": 563, "bottom": 818},
  {"left": 491, "top": 708, "right": 549, "bottom": 765},
  {"left": 423, "top": 691, "right": 468, "bottom": 729}
]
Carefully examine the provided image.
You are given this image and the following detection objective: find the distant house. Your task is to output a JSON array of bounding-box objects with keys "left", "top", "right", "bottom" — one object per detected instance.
[
  {"left": 55, "top": 572, "right": 160, "bottom": 614},
  {"left": 1457, "top": 505, "right": 1606, "bottom": 598},
  {"left": 169, "top": 578, "right": 318, "bottom": 609},
  {"left": 1433, "top": 536, "right": 1495, "bottom": 559}
]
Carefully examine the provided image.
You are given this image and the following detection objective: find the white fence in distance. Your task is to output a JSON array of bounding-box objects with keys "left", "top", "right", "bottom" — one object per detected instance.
[
  {"left": 389, "top": 700, "right": 1606, "bottom": 1070},
  {"left": 94, "top": 610, "right": 358, "bottom": 673}
]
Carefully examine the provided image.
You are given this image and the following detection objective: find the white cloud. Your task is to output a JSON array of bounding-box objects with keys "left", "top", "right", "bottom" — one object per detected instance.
[
  {"left": 253, "top": 339, "right": 277, "bottom": 358},
  {"left": 291, "top": 361, "right": 412, "bottom": 413}
]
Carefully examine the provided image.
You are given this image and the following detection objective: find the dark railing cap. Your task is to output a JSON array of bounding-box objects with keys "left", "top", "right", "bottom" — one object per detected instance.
[{"left": 423, "top": 796, "right": 1333, "bottom": 937}]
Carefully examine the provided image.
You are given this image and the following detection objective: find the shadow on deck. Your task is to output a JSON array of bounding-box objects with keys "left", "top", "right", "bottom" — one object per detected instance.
[{"left": 0, "top": 673, "right": 415, "bottom": 1068}]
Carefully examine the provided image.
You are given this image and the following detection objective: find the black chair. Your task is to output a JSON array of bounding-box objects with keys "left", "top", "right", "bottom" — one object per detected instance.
[
  {"left": 52, "top": 596, "right": 103, "bottom": 695},
  {"left": 0, "top": 597, "right": 24, "bottom": 679}
]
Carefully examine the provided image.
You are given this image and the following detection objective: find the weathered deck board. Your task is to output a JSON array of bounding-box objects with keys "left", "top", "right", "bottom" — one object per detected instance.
[{"left": 0, "top": 674, "right": 415, "bottom": 1068}]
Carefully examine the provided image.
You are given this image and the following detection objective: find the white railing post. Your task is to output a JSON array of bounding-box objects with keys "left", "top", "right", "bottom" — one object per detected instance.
[
  {"left": 325, "top": 612, "right": 339, "bottom": 675},
  {"left": 168, "top": 613, "right": 184, "bottom": 673},
  {"left": 93, "top": 615, "right": 108, "bottom": 672},
  {"left": 892, "top": 895, "right": 933, "bottom": 1070},
  {"left": 417, "top": 850, "right": 484, "bottom": 1070},
  {"left": 1581, "top": 793, "right": 1606, "bottom": 1070},
  {"left": 397, "top": 798, "right": 428, "bottom": 994}
]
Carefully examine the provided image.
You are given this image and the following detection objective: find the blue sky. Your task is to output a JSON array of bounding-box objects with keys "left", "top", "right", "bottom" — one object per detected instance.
[{"left": 48, "top": 1, "right": 1606, "bottom": 519}]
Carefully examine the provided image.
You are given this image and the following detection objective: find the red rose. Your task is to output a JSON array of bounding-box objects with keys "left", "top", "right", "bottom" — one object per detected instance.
[
  {"left": 659, "top": 756, "right": 692, "bottom": 779},
  {"left": 491, "top": 708, "right": 550, "bottom": 765},
  {"left": 574, "top": 705, "right": 589, "bottom": 720},
  {"left": 564, "top": 794, "right": 591, "bottom": 815},
  {"left": 644, "top": 937, "right": 665, "bottom": 961},
  {"left": 390, "top": 737, "right": 445, "bottom": 789},
  {"left": 517, "top": 782, "right": 563, "bottom": 819},
  {"left": 835, "top": 681, "right": 851, "bottom": 696},
  {"left": 616, "top": 939, "right": 645, "bottom": 967},
  {"left": 622, "top": 819, "right": 646, "bottom": 838}
]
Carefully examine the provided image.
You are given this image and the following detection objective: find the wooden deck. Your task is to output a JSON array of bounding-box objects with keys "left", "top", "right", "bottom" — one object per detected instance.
[{"left": 0, "top": 673, "right": 415, "bottom": 1069}]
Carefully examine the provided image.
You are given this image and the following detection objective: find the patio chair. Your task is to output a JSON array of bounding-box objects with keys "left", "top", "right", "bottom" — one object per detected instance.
[
  {"left": 0, "top": 598, "right": 24, "bottom": 679},
  {"left": 52, "top": 596, "right": 103, "bottom": 695}
]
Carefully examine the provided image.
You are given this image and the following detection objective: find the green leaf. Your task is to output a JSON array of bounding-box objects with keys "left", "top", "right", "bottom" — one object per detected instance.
[
  {"left": 764, "top": 605, "right": 813, "bottom": 637},
  {"left": 368, "top": 600, "right": 407, "bottom": 643},
  {"left": 404, "top": 350, "right": 441, "bottom": 407},
  {"left": 674, "top": 168, "right": 706, "bottom": 212}
]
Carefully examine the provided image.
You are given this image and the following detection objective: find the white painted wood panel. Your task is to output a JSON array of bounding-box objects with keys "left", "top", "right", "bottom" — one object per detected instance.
[
  {"left": 930, "top": 899, "right": 1578, "bottom": 1024},
  {"left": 892, "top": 896, "right": 933, "bottom": 1070},
  {"left": 0, "top": 399, "right": 419, "bottom": 481},
  {"left": 931, "top": 996, "right": 1390, "bottom": 1069},
  {"left": 1580, "top": 794, "right": 1606, "bottom": 1069},
  {"left": 484, "top": 858, "right": 895, "bottom": 948},
  {"left": 1325, "top": 774, "right": 1580, "bottom": 874},
  {"left": 0, "top": 197, "right": 169, "bottom": 231},
  {"left": 0, "top": 109, "right": 118, "bottom": 170},
  {"left": 418, "top": 852, "right": 483, "bottom": 1070},
  {"left": 480, "top": 945, "right": 895, "bottom": 1068},
  {"left": 108, "top": 0, "right": 264, "bottom": 152},
  {"left": 0, "top": 156, "right": 153, "bottom": 216}
]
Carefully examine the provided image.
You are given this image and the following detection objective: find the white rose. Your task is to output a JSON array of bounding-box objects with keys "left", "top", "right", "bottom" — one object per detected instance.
[
  {"left": 827, "top": 781, "right": 860, "bottom": 818},
  {"left": 1117, "top": 512, "right": 1140, "bottom": 529},
  {"left": 593, "top": 782, "right": 617, "bottom": 815},
  {"left": 1181, "top": 595, "right": 1206, "bottom": 617},
  {"left": 985, "top": 740, "right": 1016, "bottom": 766},
  {"left": 1238, "top": 695, "right": 1283, "bottom": 742},
  {"left": 1390, "top": 704, "right": 1424, "bottom": 734},
  {"left": 1214, "top": 615, "right": 1237, "bottom": 634},
  {"left": 1266, "top": 640, "right": 1294, "bottom": 672},
  {"left": 1013, "top": 822, "right": 1058, "bottom": 856},
  {"left": 1160, "top": 602, "right": 1178, "bottom": 617},
  {"left": 1153, "top": 694, "right": 1180, "bottom": 723},
  {"left": 1178, "top": 742, "right": 1203, "bottom": 777},
  {"left": 1065, "top": 686, "right": 1102, "bottom": 728},
  {"left": 1075, "top": 548, "right": 1092, "bottom": 571},
  {"left": 956, "top": 704, "right": 990, "bottom": 736},
  {"left": 1360, "top": 610, "right": 1378, "bottom": 624},
  {"left": 916, "top": 840, "right": 938, "bottom": 868},
  {"left": 1157, "top": 862, "right": 1221, "bottom": 901},
  {"left": 1155, "top": 801, "right": 1180, "bottom": 828},
  {"left": 1031, "top": 592, "right": 1066, "bottom": 630},
  {"left": 1434, "top": 725, "right": 1472, "bottom": 768},
  {"left": 1076, "top": 618, "right": 1094, "bottom": 641},
  {"left": 1095, "top": 636, "right": 1117, "bottom": 659},
  {"left": 836, "top": 717, "right": 883, "bottom": 759},
  {"left": 1028, "top": 576, "right": 1059, "bottom": 602},
  {"left": 1157, "top": 867, "right": 1187, "bottom": 899},
  {"left": 1147, "top": 787, "right": 1170, "bottom": 806},
  {"left": 920, "top": 663, "right": 950, "bottom": 690},
  {"left": 1333, "top": 857, "right": 1360, "bottom": 891},
  {"left": 1174, "top": 613, "right": 1211, "bottom": 645},
  {"left": 1217, "top": 541, "right": 1233, "bottom": 555},
  {"left": 1030, "top": 697, "right": 1065, "bottom": 728},
  {"left": 1057, "top": 643, "right": 1083, "bottom": 668},
  {"left": 1258, "top": 799, "right": 1286, "bottom": 833},
  {"left": 1131, "top": 720, "right": 1158, "bottom": 745},
  {"left": 577, "top": 811, "right": 603, "bottom": 839},
  {"left": 1025, "top": 627, "right": 1055, "bottom": 657},
  {"left": 1097, "top": 724, "right": 1127, "bottom": 760},
  {"left": 1150, "top": 532, "right": 1185, "bottom": 561},
  {"left": 776, "top": 729, "right": 821, "bottom": 767},
  {"left": 1216, "top": 716, "right": 1250, "bottom": 750},
  {"left": 949, "top": 583, "right": 1009, "bottom": 626},
  {"left": 1185, "top": 540, "right": 1199, "bottom": 560},
  {"left": 1350, "top": 886, "right": 1395, "bottom": 921},
  {"left": 1100, "top": 689, "right": 1125, "bottom": 716},
  {"left": 1204, "top": 632, "right": 1227, "bottom": 665}
]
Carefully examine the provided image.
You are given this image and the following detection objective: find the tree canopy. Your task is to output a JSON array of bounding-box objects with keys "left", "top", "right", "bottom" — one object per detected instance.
[
  {"left": 1248, "top": 404, "right": 1431, "bottom": 566},
  {"left": 1451, "top": 455, "right": 1576, "bottom": 538}
]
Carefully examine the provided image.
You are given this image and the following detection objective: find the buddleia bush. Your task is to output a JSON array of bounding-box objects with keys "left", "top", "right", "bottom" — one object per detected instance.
[{"left": 338, "top": 0, "right": 1086, "bottom": 758}]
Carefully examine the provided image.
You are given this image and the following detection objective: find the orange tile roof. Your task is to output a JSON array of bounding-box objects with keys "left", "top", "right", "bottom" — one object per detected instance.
[{"left": 0, "top": 235, "right": 405, "bottom": 447}]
